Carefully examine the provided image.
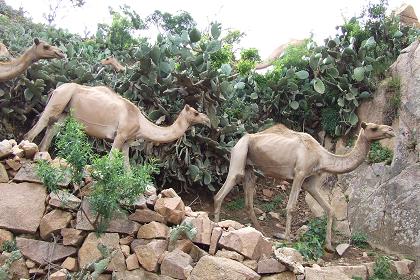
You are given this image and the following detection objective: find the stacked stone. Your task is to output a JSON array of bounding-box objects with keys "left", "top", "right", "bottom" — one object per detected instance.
[{"left": 0, "top": 139, "right": 416, "bottom": 280}]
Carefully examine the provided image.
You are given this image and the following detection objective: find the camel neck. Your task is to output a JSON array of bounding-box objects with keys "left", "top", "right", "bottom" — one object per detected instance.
[
  {"left": 0, "top": 47, "right": 36, "bottom": 82},
  {"left": 321, "top": 130, "right": 370, "bottom": 174},
  {"left": 136, "top": 112, "right": 190, "bottom": 143}
]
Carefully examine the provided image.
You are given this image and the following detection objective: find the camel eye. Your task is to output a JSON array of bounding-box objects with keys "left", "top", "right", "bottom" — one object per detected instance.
[
  {"left": 371, "top": 127, "right": 378, "bottom": 132},
  {"left": 43, "top": 45, "right": 50, "bottom": 50},
  {"left": 194, "top": 112, "right": 199, "bottom": 116}
]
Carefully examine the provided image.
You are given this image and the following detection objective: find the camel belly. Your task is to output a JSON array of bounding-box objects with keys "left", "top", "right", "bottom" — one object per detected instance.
[
  {"left": 69, "top": 92, "right": 122, "bottom": 140},
  {"left": 248, "top": 135, "right": 298, "bottom": 180}
]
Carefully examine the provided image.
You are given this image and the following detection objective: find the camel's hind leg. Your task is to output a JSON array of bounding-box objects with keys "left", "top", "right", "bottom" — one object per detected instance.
[
  {"left": 243, "top": 167, "right": 262, "bottom": 231},
  {"left": 304, "top": 175, "right": 334, "bottom": 252},
  {"left": 39, "top": 113, "right": 67, "bottom": 151},
  {"left": 214, "top": 135, "right": 250, "bottom": 222},
  {"left": 25, "top": 84, "right": 74, "bottom": 142},
  {"left": 284, "top": 170, "right": 306, "bottom": 241}
]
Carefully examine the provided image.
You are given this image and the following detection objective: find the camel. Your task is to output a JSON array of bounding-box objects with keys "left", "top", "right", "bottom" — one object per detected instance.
[
  {"left": 0, "top": 38, "right": 66, "bottom": 82},
  {"left": 101, "top": 56, "right": 125, "bottom": 72},
  {"left": 214, "top": 122, "right": 395, "bottom": 250},
  {"left": 25, "top": 83, "right": 211, "bottom": 166},
  {"left": 255, "top": 39, "right": 305, "bottom": 70}
]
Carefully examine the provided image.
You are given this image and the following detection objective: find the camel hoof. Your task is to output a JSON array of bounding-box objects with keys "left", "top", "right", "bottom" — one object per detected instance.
[{"left": 324, "top": 244, "right": 334, "bottom": 253}]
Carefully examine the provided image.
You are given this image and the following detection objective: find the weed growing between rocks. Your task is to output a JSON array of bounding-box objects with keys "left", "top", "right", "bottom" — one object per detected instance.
[
  {"left": 351, "top": 231, "right": 369, "bottom": 248},
  {"left": 0, "top": 250, "right": 22, "bottom": 279},
  {"left": 260, "top": 194, "right": 284, "bottom": 212},
  {"left": 292, "top": 217, "right": 327, "bottom": 261},
  {"left": 0, "top": 240, "right": 17, "bottom": 253},
  {"left": 226, "top": 197, "right": 245, "bottom": 210},
  {"left": 169, "top": 220, "right": 197, "bottom": 249},
  {"left": 368, "top": 141, "right": 393, "bottom": 164},
  {"left": 370, "top": 255, "right": 398, "bottom": 280},
  {"left": 36, "top": 159, "right": 67, "bottom": 193}
]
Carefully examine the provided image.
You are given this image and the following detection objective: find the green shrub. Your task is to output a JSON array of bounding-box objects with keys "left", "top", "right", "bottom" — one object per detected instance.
[
  {"left": 368, "top": 141, "right": 393, "bottom": 164},
  {"left": 293, "top": 217, "right": 327, "bottom": 260},
  {"left": 36, "top": 159, "right": 67, "bottom": 194},
  {"left": 55, "top": 114, "right": 93, "bottom": 185},
  {"left": 89, "top": 150, "right": 158, "bottom": 231},
  {"left": 384, "top": 76, "right": 401, "bottom": 124},
  {"left": 169, "top": 220, "right": 197, "bottom": 249},
  {"left": 351, "top": 231, "right": 369, "bottom": 248},
  {"left": 369, "top": 255, "right": 398, "bottom": 280},
  {"left": 321, "top": 108, "right": 341, "bottom": 137}
]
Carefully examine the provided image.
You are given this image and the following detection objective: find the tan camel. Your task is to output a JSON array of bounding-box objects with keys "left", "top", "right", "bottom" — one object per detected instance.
[
  {"left": 255, "top": 39, "right": 305, "bottom": 70},
  {"left": 0, "top": 43, "right": 11, "bottom": 59},
  {"left": 0, "top": 38, "right": 66, "bottom": 82},
  {"left": 25, "top": 83, "right": 211, "bottom": 166},
  {"left": 101, "top": 56, "right": 125, "bottom": 72},
  {"left": 214, "top": 122, "right": 395, "bottom": 250}
]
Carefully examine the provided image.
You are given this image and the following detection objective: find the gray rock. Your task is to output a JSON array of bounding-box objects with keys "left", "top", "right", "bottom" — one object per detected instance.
[
  {"left": 0, "top": 182, "right": 46, "bottom": 234},
  {"left": 0, "top": 163, "right": 8, "bottom": 183},
  {"left": 336, "top": 243, "right": 350, "bottom": 256}
]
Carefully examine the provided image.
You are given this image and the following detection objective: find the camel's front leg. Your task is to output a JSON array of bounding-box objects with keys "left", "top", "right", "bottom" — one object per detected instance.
[
  {"left": 284, "top": 171, "right": 305, "bottom": 242},
  {"left": 122, "top": 142, "right": 131, "bottom": 170},
  {"left": 39, "top": 114, "right": 67, "bottom": 151}
]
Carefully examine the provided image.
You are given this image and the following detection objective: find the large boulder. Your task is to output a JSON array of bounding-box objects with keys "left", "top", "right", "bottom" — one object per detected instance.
[
  {"left": 189, "top": 255, "right": 260, "bottom": 280},
  {"left": 134, "top": 239, "right": 168, "bottom": 272},
  {"left": 338, "top": 40, "right": 420, "bottom": 269},
  {"left": 39, "top": 209, "right": 72, "bottom": 240},
  {"left": 160, "top": 249, "right": 194, "bottom": 279},
  {"left": 0, "top": 182, "right": 47, "bottom": 234}
]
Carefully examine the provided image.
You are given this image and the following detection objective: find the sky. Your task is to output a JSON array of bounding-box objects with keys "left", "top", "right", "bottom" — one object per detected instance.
[{"left": 5, "top": 0, "right": 419, "bottom": 59}]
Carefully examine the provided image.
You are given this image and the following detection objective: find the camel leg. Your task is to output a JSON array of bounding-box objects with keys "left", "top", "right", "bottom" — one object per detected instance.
[
  {"left": 122, "top": 142, "right": 131, "bottom": 170},
  {"left": 243, "top": 168, "right": 262, "bottom": 231},
  {"left": 305, "top": 181, "right": 334, "bottom": 252},
  {"left": 25, "top": 85, "right": 74, "bottom": 142},
  {"left": 39, "top": 114, "right": 67, "bottom": 151},
  {"left": 214, "top": 135, "right": 249, "bottom": 222},
  {"left": 284, "top": 171, "right": 306, "bottom": 241}
]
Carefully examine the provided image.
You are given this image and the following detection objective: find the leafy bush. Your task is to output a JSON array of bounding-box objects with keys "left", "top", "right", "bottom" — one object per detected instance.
[
  {"left": 384, "top": 76, "right": 401, "bottom": 124},
  {"left": 293, "top": 217, "right": 327, "bottom": 260},
  {"left": 369, "top": 255, "right": 398, "bottom": 280},
  {"left": 55, "top": 113, "right": 93, "bottom": 185},
  {"left": 36, "top": 159, "right": 67, "bottom": 193},
  {"left": 351, "top": 231, "right": 369, "bottom": 248},
  {"left": 89, "top": 150, "right": 158, "bottom": 231},
  {"left": 368, "top": 141, "right": 393, "bottom": 164}
]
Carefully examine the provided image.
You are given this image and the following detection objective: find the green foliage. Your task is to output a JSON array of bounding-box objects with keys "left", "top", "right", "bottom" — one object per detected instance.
[
  {"left": 146, "top": 10, "right": 196, "bottom": 35},
  {"left": 0, "top": 250, "right": 22, "bottom": 280},
  {"left": 368, "top": 141, "right": 393, "bottom": 164},
  {"left": 369, "top": 255, "right": 398, "bottom": 280},
  {"left": 384, "top": 76, "right": 401, "bottom": 124},
  {"left": 226, "top": 197, "right": 245, "bottom": 211},
  {"left": 36, "top": 159, "right": 66, "bottom": 193},
  {"left": 273, "top": 39, "right": 310, "bottom": 70},
  {"left": 293, "top": 217, "right": 327, "bottom": 260},
  {"left": 169, "top": 220, "right": 197, "bottom": 249},
  {"left": 89, "top": 150, "right": 157, "bottom": 231},
  {"left": 260, "top": 194, "right": 284, "bottom": 212},
  {"left": 210, "top": 45, "right": 234, "bottom": 70},
  {"left": 351, "top": 231, "right": 369, "bottom": 248},
  {"left": 0, "top": 240, "right": 17, "bottom": 253},
  {"left": 321, "top": 108, "right": 341, "bottom": 136},
  {"left": 55, "top": 114, "right": 93, "bottom": 185},
  {"left": 236, "top": 48, "right": 260, "bottom": 76}
]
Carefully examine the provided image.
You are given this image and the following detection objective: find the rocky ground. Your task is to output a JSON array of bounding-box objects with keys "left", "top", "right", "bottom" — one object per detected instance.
[{"left": 0, "top": 139, "right": 418, "bottom": 280}]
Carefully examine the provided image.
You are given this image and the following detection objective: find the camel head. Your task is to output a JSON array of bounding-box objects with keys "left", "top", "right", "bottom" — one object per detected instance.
[
  {"left": 182, "top": 104, "right": 211, "bottom": 127},
  {"left": 32, "top": 38, "right": 66, "bottom": 60},
  {"left": 361, "top": 122, "right": 395, "bottom": 141},
  {"left": 101, "top": 56, "right": 125, "bottom": 72}
]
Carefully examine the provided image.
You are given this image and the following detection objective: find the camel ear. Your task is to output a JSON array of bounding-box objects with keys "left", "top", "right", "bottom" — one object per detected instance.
[
  {"left": 184, "top": 104, "right": 191, "bottom": 111},
  {"left": 361, "top": 122, "right": 367, "bottom": 129},
  {"left": 34, "top": 38, "right": 40, "bottom": 45}
]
